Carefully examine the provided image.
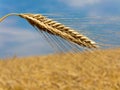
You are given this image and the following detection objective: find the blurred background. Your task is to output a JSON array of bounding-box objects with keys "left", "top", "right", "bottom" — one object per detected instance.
[{"left": 0, "top": 0, "right": 120, "bottom": 58}]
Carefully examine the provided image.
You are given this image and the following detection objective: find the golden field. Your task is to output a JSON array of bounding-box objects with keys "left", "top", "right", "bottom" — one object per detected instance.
[{"left": 0, "top": 48, "right": 120, "bottom": 90}]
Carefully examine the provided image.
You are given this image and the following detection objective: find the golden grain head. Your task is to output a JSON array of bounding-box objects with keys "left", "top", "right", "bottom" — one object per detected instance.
[{"left": 0, "top": 13, "right": 98, "bottom": 49}]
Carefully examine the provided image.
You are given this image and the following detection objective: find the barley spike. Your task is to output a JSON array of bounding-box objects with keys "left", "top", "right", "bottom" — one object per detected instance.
[{"left": 0, "top": 13, "right": 98, "bottom": 49}]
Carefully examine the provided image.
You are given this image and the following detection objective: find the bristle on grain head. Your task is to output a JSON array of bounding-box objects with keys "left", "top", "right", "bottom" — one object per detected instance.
[{"left": 0, "top": 13, "right": 98, "bottom": 49}]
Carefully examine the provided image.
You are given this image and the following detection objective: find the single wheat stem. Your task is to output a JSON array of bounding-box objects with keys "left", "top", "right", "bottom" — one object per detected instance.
[
  {"left": 0, "top": 13, "right": 98, "bottom": 49},
  {"left": 0, "top": 13, "right": 19, "bottom": 22}
]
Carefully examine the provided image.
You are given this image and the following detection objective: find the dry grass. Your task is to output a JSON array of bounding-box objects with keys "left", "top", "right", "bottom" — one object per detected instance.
[
  {"left": 0, "top": 13, "right": 97, "bottom": 48},
  {"left": 0, "top": 48, "right": 120, "bottom": 90}
]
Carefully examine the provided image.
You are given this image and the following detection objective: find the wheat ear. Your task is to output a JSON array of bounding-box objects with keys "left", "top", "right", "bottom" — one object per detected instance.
[{"left": 0, "top": 13, "right": 98, "bottom": 49}]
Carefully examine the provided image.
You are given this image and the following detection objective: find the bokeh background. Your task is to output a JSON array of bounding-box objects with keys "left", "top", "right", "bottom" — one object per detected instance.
[{"left": 0, "top": 0, "right": 120, "bottom": 58}]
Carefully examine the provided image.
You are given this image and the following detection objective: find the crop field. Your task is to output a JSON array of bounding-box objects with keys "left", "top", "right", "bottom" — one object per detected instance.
[{"left": 0, "top": 48, "right": 120, "bottom": 90}]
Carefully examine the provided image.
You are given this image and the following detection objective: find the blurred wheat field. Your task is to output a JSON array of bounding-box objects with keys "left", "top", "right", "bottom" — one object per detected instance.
[{"left": 0, "top": 48, "right": 120, "bottom": 90}]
